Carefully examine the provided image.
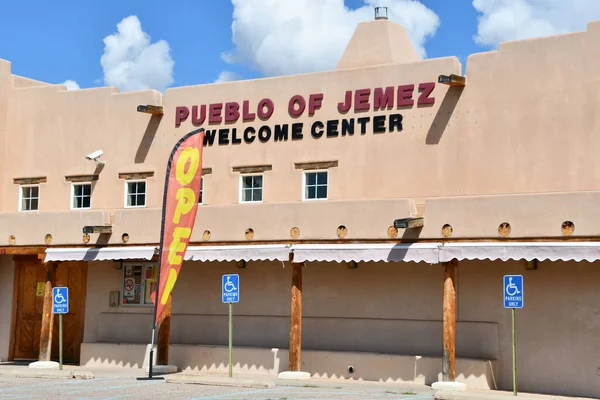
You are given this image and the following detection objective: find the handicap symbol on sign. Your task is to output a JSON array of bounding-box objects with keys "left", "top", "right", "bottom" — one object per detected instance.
[
  {"left": 505, "top": 277, "right": 521, "bottom": 296},
  {"left": 224, "top": 276, "right": 237, "bottom": 293},
  {"left": 54, "top": 292, "right": 67, "bottom": 304}
]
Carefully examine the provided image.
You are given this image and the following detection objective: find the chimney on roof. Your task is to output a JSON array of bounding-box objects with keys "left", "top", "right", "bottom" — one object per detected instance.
[
  {"left": 374, "top": 6, "right": 388, "bottom": 20},
  {"left": 336, "top": 6, "right": 421, "bottom": 70}
]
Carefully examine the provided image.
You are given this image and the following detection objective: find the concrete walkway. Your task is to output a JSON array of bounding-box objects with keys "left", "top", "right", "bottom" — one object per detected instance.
[{"left": 0, "top": 363, "right": 592, "bottom": 400}]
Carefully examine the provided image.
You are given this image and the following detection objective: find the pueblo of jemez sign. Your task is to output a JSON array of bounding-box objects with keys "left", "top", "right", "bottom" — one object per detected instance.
[{"left": 175, "top": 82, "right": 436, "bottom": 146}]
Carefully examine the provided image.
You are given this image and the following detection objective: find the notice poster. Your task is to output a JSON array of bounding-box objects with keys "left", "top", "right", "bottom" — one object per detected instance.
[{"left": 124, "top": 277, "right": 135, "bottom": 299}]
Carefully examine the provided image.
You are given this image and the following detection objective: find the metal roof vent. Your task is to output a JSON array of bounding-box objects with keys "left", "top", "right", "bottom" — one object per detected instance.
[{"left": 374, "top": 6, "right": 388, "bottom": 20}]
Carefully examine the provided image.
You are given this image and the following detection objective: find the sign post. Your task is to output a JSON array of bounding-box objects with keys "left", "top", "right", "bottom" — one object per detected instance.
[
  {"left": 222, "top": 274, "right": 240, "bottom": 378},
  {"left": 503, "top": 275, "right": 523, "bottom": 396},
  {"left": 52, "top": 287, "right": 69, "bottom": 371}
]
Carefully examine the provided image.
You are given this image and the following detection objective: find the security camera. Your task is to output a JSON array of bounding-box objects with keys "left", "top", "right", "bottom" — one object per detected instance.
[{"left": 86, "top": 150, "right": 104, "bottom": 161}]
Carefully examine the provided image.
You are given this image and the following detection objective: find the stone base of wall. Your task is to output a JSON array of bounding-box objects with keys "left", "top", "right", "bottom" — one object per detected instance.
[{"left": 80, "top": 343, "right": 495, "bottom": 389}]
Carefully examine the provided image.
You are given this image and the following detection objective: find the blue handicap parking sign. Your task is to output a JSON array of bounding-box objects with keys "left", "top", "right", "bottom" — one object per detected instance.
[
  {"left": 222, "top": 274, "right": 239, "bottom": 303},
  {"left": 52, "top": 287, "right": 69, "bottom": 314},
  {"left": 503, "top": 275, "right": 523, "bottom": 308}
]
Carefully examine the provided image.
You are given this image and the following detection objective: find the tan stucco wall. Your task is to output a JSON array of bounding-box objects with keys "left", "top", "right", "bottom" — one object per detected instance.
[
  {"left": 2, "top": 22, "right": 600, "bottom": 244},
  {"left": 82, "top": 259, "right": 600, "bottom": 397},
  {"left": 0, "top": 256, "right": 15, "bottom": 361}
]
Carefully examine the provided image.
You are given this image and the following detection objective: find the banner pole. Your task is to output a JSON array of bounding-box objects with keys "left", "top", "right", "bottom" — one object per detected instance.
[{"left": 138, "top": 128, "right": 204, "bottom": 382}]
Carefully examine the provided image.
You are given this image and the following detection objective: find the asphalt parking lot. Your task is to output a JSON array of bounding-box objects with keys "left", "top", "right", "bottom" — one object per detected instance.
[{"left": 0, "top": 375, "right": 436, "bottom": 400}]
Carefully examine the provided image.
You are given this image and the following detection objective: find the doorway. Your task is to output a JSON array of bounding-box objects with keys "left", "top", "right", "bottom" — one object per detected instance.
[{"left": 11, "top": 256, "right": 88, "bottom": 364}]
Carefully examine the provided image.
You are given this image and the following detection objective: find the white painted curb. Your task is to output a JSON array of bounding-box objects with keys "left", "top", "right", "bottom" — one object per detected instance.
[
  {"left": 28, "top": 361, "right": 59, "bottom": 369},
  {"left": 432, "top": 381, "right": 467, "bottom": 391},
  {"left": 277, "top": 371, "right": 311, "bottom": 380}
]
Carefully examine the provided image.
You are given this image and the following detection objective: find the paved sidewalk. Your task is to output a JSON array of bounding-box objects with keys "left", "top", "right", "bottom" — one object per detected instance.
[
  {"left": 434, "top": 389, "right": 594, "bottom": 400},
  {"left": 0, "top": 363, "right": 592, "bottom": 400},
  {"left": 166, "top": 372, "right": 434, "bottom": 393}
]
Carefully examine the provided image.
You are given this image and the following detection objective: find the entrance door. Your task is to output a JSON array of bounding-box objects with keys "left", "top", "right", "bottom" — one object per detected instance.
[
  {"left": 12, "top": 258, "right": 88, "bottom": 364},
  {"left": 51, "top": 262, "right": 88, "bottom": 364},
  {"left": 12, "top": 256, "right": 45, "bottom": 360}
]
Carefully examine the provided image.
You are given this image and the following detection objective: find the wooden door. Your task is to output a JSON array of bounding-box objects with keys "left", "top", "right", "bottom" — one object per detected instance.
[
  {"left": 12, "top": 256, "right": 45, "bottom": 360},
  {"left": 51, "top": 261, "right": 88, "bottom": 364},
  {"left": 12, "top": 258, "right": 88, "bottom": 364}
]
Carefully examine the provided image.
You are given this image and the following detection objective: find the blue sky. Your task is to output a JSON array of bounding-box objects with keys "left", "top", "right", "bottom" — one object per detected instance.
[{"left": 1, "top": 0, "right": 598, "bottom": 92}]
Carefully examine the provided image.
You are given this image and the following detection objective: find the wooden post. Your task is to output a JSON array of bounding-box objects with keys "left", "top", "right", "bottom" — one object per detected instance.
[
  {"left": 288, "top": 262, "right": 303, "bottom": 371},
  {"left": 157, "top": 294, "right": 172, "bottom": 365},
  {"left": 39, "top": 262, "right": 56, "bottom": 361},
  {"left": 442, "top": 260, "right": 457, "bottom": 381}
]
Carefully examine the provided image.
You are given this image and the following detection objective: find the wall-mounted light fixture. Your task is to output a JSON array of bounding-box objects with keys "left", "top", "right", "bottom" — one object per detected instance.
[
  {"left": 137, "top": 105, "right": 164, "bottom": 115},
  {"left": 438, "top": 74, "right": 466, "bottom": 87},
  {"left": 348, "top": 261, "right": 358, "bottom": 269},
  {"left": 237, "top": 260, "right": 246, "bottom": 269},
  {"left": 83, "top": 225, "right": 113, "bottom": 234},
  {"left": 394, "top": 217, "right": 424, "bottom": 229}
]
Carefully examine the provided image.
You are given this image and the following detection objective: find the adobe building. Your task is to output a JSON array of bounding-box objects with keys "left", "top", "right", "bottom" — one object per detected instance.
[{"left": 1, "top": 8, "right": 600, "bottom": 398}]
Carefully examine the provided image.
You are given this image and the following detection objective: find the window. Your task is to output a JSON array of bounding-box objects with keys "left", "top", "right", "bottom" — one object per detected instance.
[
  {"left": 199, "top": 177, "right": 204, "bottom": 205},
  {"left": 239, "top": 174, "right": 263, "bottom": 203},
  {"left": 19, "top": 185, "right": 39, "bottom": 211},
  {"left": 303, "top": 171, "right": 328, "bottom": 200},
  {"left": 125, "top": 180, "right": 146, "bottom": 208},
  {"left": 121, "top": 263, "right": 158, "bottom": 306},
  {"left": 71, "top": 183, "right": 92, "bottom": 209}
]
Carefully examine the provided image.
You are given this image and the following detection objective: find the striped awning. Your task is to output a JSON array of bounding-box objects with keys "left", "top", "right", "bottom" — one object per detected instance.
[
  {"left": 289, "top": 243, "right": 441, "bottom": 264},
  {"left": 42, "top": 242, "right": 600, "bottom": 264},
  {"left": 184, "top": 244, "right": 291, "bottom": 262},
  {"left": 438, "top": 242, "right": 600, "bottom": 263}
]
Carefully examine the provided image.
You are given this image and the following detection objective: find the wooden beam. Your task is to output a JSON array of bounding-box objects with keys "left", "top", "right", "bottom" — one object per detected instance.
[
  {"left": 289, "top": 262, "right": 303, "bottom": 371},
  {"left": 39, "top": 262, "right": 57, "bottom": 361},
  {"left": 118, "top": 171, "right": 155, "bottom": 180},
  {"left": 232, "top": 165, "right": 272, "bottom": 174},
  {"left": 0, "top": 247, "right": 47, "bottom": 255},
  {"left": 157, "top": 294, "right": 172, "bottom": 365},
  {"left": 64, "top": 174, "right": 99, "bottom": 183},
  {"left": 13, "top": 177, "right": 47, "bottom": 185},
  {"left": 442, "top": 260, "right": 457, "bottom": 381},
  {"left": 137, "top": 105, "right": 164, "bottom": 115},
  {"left": 294, "top": 161, "right": 338, "bottom": 170}
]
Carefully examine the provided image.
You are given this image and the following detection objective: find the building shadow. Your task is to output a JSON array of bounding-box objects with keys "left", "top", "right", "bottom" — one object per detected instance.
[
  {"left": 426, "top": 86, "right": 464, "bottom": 145},
  {"left": 135, "top": 115, "right": 162, "bottom": 164}
]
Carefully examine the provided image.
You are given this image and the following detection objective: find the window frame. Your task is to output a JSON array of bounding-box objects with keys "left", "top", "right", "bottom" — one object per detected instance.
[
  {"left": 238, "top": 173, "right": 264, "bottom": 204},
  {"left": 70, "top": 182, "right": 92, "bottom": 210},
  {"left": 18, "top": 184, "right": 40, "bottom": 212},
  {"left": 302, "top": 169, "right": 329, "bottom": 201},
  {"left": 123, "top": 179, "right": 147, "bottom": 209},
  {"left": 120, "top": 262, "right": 159, "bottom": 307}
]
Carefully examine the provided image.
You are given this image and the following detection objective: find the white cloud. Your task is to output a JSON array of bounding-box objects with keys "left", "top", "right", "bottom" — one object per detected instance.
[
  {"left": 473, "top": 0, "right": 600, "bottom": 47},
  {"left": 215, "top": 71, "right": 242, "bottom": 83},
  {"left": 100, "top": 15, "right": 174, "bottom": 92},
  {"left": 222, "top": 0, "right": 440, "bottom": 77},
  {"left": 62, "top": 80, "right": 80, "bottom": 90}
]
